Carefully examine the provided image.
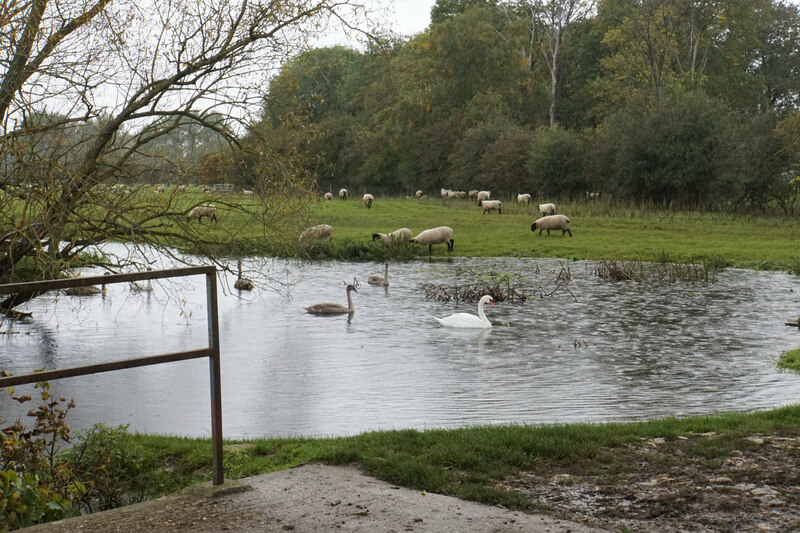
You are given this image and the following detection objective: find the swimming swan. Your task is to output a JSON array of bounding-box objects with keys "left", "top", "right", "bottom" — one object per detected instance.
[
  {"left": 234, "top": 259, "right": 255, "bottom": 291},
  {"left": 433, "top": 295, "right": 494, "bottom": 329},
  {"left": 305, "top": 284, "right": 357, "bottom": 315},
  {"left": 368, "top": 262, "right": 389, "bottom": 287}
]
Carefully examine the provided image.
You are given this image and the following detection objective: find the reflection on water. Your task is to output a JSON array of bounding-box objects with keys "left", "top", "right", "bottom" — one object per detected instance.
[{"left": 2, "top": 253, "right": 800, "bottom": 439}]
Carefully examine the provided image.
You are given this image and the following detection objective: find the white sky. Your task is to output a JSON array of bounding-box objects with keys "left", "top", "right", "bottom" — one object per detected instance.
[{"left": 389, "top": 0, "right": 437, "bottom": 36}]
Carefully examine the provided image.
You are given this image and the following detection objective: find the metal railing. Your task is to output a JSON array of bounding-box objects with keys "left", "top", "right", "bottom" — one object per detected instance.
[{"left": 0, "top": 266, "right": 224, "bottom": 485}]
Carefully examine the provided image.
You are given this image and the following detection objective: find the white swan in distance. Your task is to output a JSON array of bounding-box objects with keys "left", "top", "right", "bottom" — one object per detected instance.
[
  {"left": 305, "top": 284, "right": 357, "bottom": 315},
  {"left": 368, "top": 262, "right": 389, "bottom": 286},
  {"left": 433, "top": 295, "right": 494, "bottom": 329}
]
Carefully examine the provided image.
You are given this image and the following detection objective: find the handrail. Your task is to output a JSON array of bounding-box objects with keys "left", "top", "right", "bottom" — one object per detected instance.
[{"left": 0, "top": 266, "right": 225, "bottom": 485}]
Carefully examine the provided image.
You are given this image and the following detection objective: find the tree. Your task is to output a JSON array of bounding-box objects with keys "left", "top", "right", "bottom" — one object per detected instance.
[
  {"left": 521, "top": 0, "right": 596, "bottom": 126},
  {"left": 0, "top": 0, "right": 372, "bottom": 311}
]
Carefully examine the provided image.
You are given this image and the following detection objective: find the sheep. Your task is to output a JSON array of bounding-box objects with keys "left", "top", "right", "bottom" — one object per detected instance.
[
  {"left": 538, "top": 202, "right": 556, "bottom": 216},
  {"left": 415, "top": 190, "right": 423, "bottom": 198},
  {"left": 300, "top": 224, "right": 333, "bottom": 241},
  {"left": 410, "top": 226, "right": 454, "bottom": 254},
  {"left": 479, "top": 199, "right": 502, "bottom": 214},
  {"left": 372, "top": 228, "right": 413, "bottom": 243},
  {"left": 531, "top": 215, "right": 572, "bottom": 237},
  {"left": 476, "top": 191, "right": 490, "bottom": 205},
  {"left": 586, "top": 192, "right": 600, "bottom": 199},
  {"left": 468, "top": 190, "right": 479, "bottom": 198},
  {"left": 363, "top": 193, "right": 374, "bottom": 208},
  {"left": 517, "top": 193, "right": 531, "bottom": 205},
  {"left": 323, "top": 192, "right": 333, "bottom": 201},
  {"left": 187, "top": 204, "right": 217, "bottom": 223},
  {"left": 440, "top": 188, "right": 451, "bottom": 198},
  {"left": 339, "top": 188, "right": 348, "bottom": 200}
]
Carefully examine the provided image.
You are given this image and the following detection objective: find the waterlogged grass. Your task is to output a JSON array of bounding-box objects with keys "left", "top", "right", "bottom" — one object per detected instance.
[
  {"left": 779, "top": 348, "right": 800, "bottom": 372},
  {"left": 126, "top": 406, "right": 800, "bottom": 511}
]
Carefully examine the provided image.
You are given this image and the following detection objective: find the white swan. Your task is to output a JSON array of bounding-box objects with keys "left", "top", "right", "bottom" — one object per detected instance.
[
  {"left": 433, "top": 295, "right": 494, "bottom": 329},
  {"left": 305, "top": 284, "right": 357, "bottom": 315},
  {"left": 368, "top": 262, "right": 389, "bottom": 287}
]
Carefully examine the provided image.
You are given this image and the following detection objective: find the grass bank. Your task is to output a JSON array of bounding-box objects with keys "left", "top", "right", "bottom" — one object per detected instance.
[
  {"left": 127, "top": 406, "right": 800, "bottom": 511},
  {"left": 304, "top": 197, "right": 800, "bottom": 271}
]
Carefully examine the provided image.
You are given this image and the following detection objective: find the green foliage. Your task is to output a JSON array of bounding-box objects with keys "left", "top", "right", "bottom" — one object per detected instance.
[
  {"left": 778, "top": 348, "right": 800, "bottom": 371},
  {"left": 0, "top": 470, "right": 74, "bottom": 531},
  {"left": 63, "top": 424, "right": 150, "bottom": 512},
  {"left": 238, "top": 1, "right": 800, "bottom": 211},
  {"left": 0, "top": 383, "right": 83, "bottom": 530}
]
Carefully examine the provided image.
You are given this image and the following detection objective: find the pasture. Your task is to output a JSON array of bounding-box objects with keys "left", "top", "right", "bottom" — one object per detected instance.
[{"left": 306, "top": 194, "right": 800, "bottom": 271}]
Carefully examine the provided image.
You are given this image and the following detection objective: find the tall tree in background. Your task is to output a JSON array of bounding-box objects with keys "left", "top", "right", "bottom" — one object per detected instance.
[{"left": 526, "top": 0, "right": 596, "bottom": 125}]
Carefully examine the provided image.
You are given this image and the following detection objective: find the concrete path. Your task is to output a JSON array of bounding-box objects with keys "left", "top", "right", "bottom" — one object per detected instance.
[{"left": 23, "top": 463, "right": 608, "bottom": 532}]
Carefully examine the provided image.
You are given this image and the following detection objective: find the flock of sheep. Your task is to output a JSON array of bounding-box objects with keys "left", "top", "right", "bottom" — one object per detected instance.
[{"left": 305, "top": 188, "right": 573, "bottom": 254}]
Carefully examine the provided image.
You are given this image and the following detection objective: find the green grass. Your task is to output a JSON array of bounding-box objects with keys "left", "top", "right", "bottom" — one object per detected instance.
[
  {"left": 124, "top": 405, "right": 800, "bottom": 511},
  {"left": 779, "top": 348, "right": 800, "bottom": 371},
  {"left": 308, "top": 197, "right": 800, "bottom": 270}
]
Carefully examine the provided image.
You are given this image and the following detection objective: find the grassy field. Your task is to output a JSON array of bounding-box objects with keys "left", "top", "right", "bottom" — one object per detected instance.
[{"left": 304, "top": 196, "right": 800, "bottom": 271}]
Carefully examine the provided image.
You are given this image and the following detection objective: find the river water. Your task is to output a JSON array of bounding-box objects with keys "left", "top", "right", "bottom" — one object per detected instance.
[{"left": 2, "top": 253, "right": 799, "bottom": 439}]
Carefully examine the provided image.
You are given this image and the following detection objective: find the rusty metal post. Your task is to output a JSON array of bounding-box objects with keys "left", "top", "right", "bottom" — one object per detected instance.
[{"left": 206, "top": 269, "right": 224, "bottom": 485}]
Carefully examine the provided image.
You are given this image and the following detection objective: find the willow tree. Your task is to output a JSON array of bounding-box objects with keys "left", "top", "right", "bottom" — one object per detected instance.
[{"left": 0, "top": 0, "right": 372, "bottom": 312}]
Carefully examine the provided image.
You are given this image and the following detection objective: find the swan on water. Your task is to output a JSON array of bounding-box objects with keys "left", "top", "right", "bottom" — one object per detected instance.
[
  {"left": 305, "top": 284, "right": 358, "bottom": 315},
  {"left": 234, "top": 259, "right": 255, "bottom": 291},
  {"left": 368, "top": 262, "right": 389, "bottom": 287},
  {"left": 433, "top": 294, "right": 494, "bottom": 329}
]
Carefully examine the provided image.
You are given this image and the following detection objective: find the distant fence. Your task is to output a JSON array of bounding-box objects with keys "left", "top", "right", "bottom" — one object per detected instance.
[
  {"left": 0, "top": 266, "right": 225, "bottom": 485},
  {"left": 212, "top": 183, "right": 235, "bottom": 193}
]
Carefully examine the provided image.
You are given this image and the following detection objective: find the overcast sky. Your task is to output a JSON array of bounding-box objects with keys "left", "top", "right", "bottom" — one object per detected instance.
[{"left": 390, "top": 0, "right": 436, "bottom": 36}]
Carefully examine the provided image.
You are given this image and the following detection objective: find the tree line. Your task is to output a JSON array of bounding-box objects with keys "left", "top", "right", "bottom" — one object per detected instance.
[{"left": 233, "top": 0, "right": 800, "bottom": 211}]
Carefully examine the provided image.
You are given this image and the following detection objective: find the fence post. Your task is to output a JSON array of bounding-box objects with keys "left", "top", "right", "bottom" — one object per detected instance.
[{"left": 206, "top": 269, "right": 224, "bottom": 485}]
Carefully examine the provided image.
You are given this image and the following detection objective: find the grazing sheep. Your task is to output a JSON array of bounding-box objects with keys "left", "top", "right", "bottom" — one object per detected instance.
[
  {"left": 468, "top": 190, "right": 479, "bottom": 198},
  {"left": 415, "top": 190, "right": 423, "bottom": 198},
  {"left": 479, "top": 199, "right": 502, "bottom": 214},
  {"left": 410, "top": 226, "right": 454, "bottom": 254},
  {"left": 177, "top": 185, "right": 187, "bottom": 192},
  {"left": 372, "top": 228, "right": 413, "bottom": 243},
  {"left": 538, "top": 202, "right": 556, "bottom": 216},
  {"left": 324, "top": 192, "right": 333, "bottom": 201},
  {"left": 440, "top": 188, "right": 451, "bottom": 198},
  {"left": 187, "top": 204, "right": 217, "bottom": 223},
  {"left": 531, "top": 215, "right": 572, "bottom": 237},
  {"left": 363, "top": 193, "right": 374, "bottom": 208},
  {"left": 517, "top": 193, "right": 531, "bottom": 205},
  {"left": 586, "top": 192, "right": 600, "bottom": 199},
  {"left": 476, "top": 191, "right": 490, "bottom": 205},
  {"left": 242, "top": 189, "right": 254, "bottom": 195},
  {"left": 339, "top": 188, "right": 348, "bottom": 200},
  {"left": 300, "top": 224, "right": 334, "bottom": 241}
]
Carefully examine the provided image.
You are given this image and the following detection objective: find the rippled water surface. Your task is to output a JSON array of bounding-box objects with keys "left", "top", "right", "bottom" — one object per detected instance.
[{"left": 2, "top": 253, "right": 800, "bottom": 438}]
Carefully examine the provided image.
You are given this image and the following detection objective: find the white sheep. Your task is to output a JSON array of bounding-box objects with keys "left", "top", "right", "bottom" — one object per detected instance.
[
  {"left": 440, "top": 188, "right": 451, "bottom": 198},
  {"left": 479, "top": 199, "right": 502, "bottom": 214},
  {"left": 372, "top": 228, "right": 413, "bottom": 243},
  {"left": 299, "top": 224, "right": 334, "bottom": 241},
  {"left": 468, "top": 190, "right": 479, "bottom": 198},
  {"left": 410, "top": 226, "right": 454, "bottom": 254},
  {"left": 586, "top": 192, "right": 600, "bottom": 199},
  {"left": 476, "top": 191, "right": 490, "bottom": 205},
  {"left": 187, "top": 204, "right": 217, "bottom": 223},
  {"left": 517, "top": 193, "right": 531, "bottom": 205},
  {"left": 531, "top": 215, "right": 572, "bottom": 237},
  {"left": 363, "top": 193, "right": 374, "bottom": 208},
  {"left": 339, "top": 188, "right": 348, "bottom": 200},
  {"left": 538, "top": 202, "right": 556, "bottom": 216},
  {"left": 415, "top": 190, "right": 423, "bottom": 198},
  {"left": 324, "top": 192, "right": 333, "bottom": 201}
]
